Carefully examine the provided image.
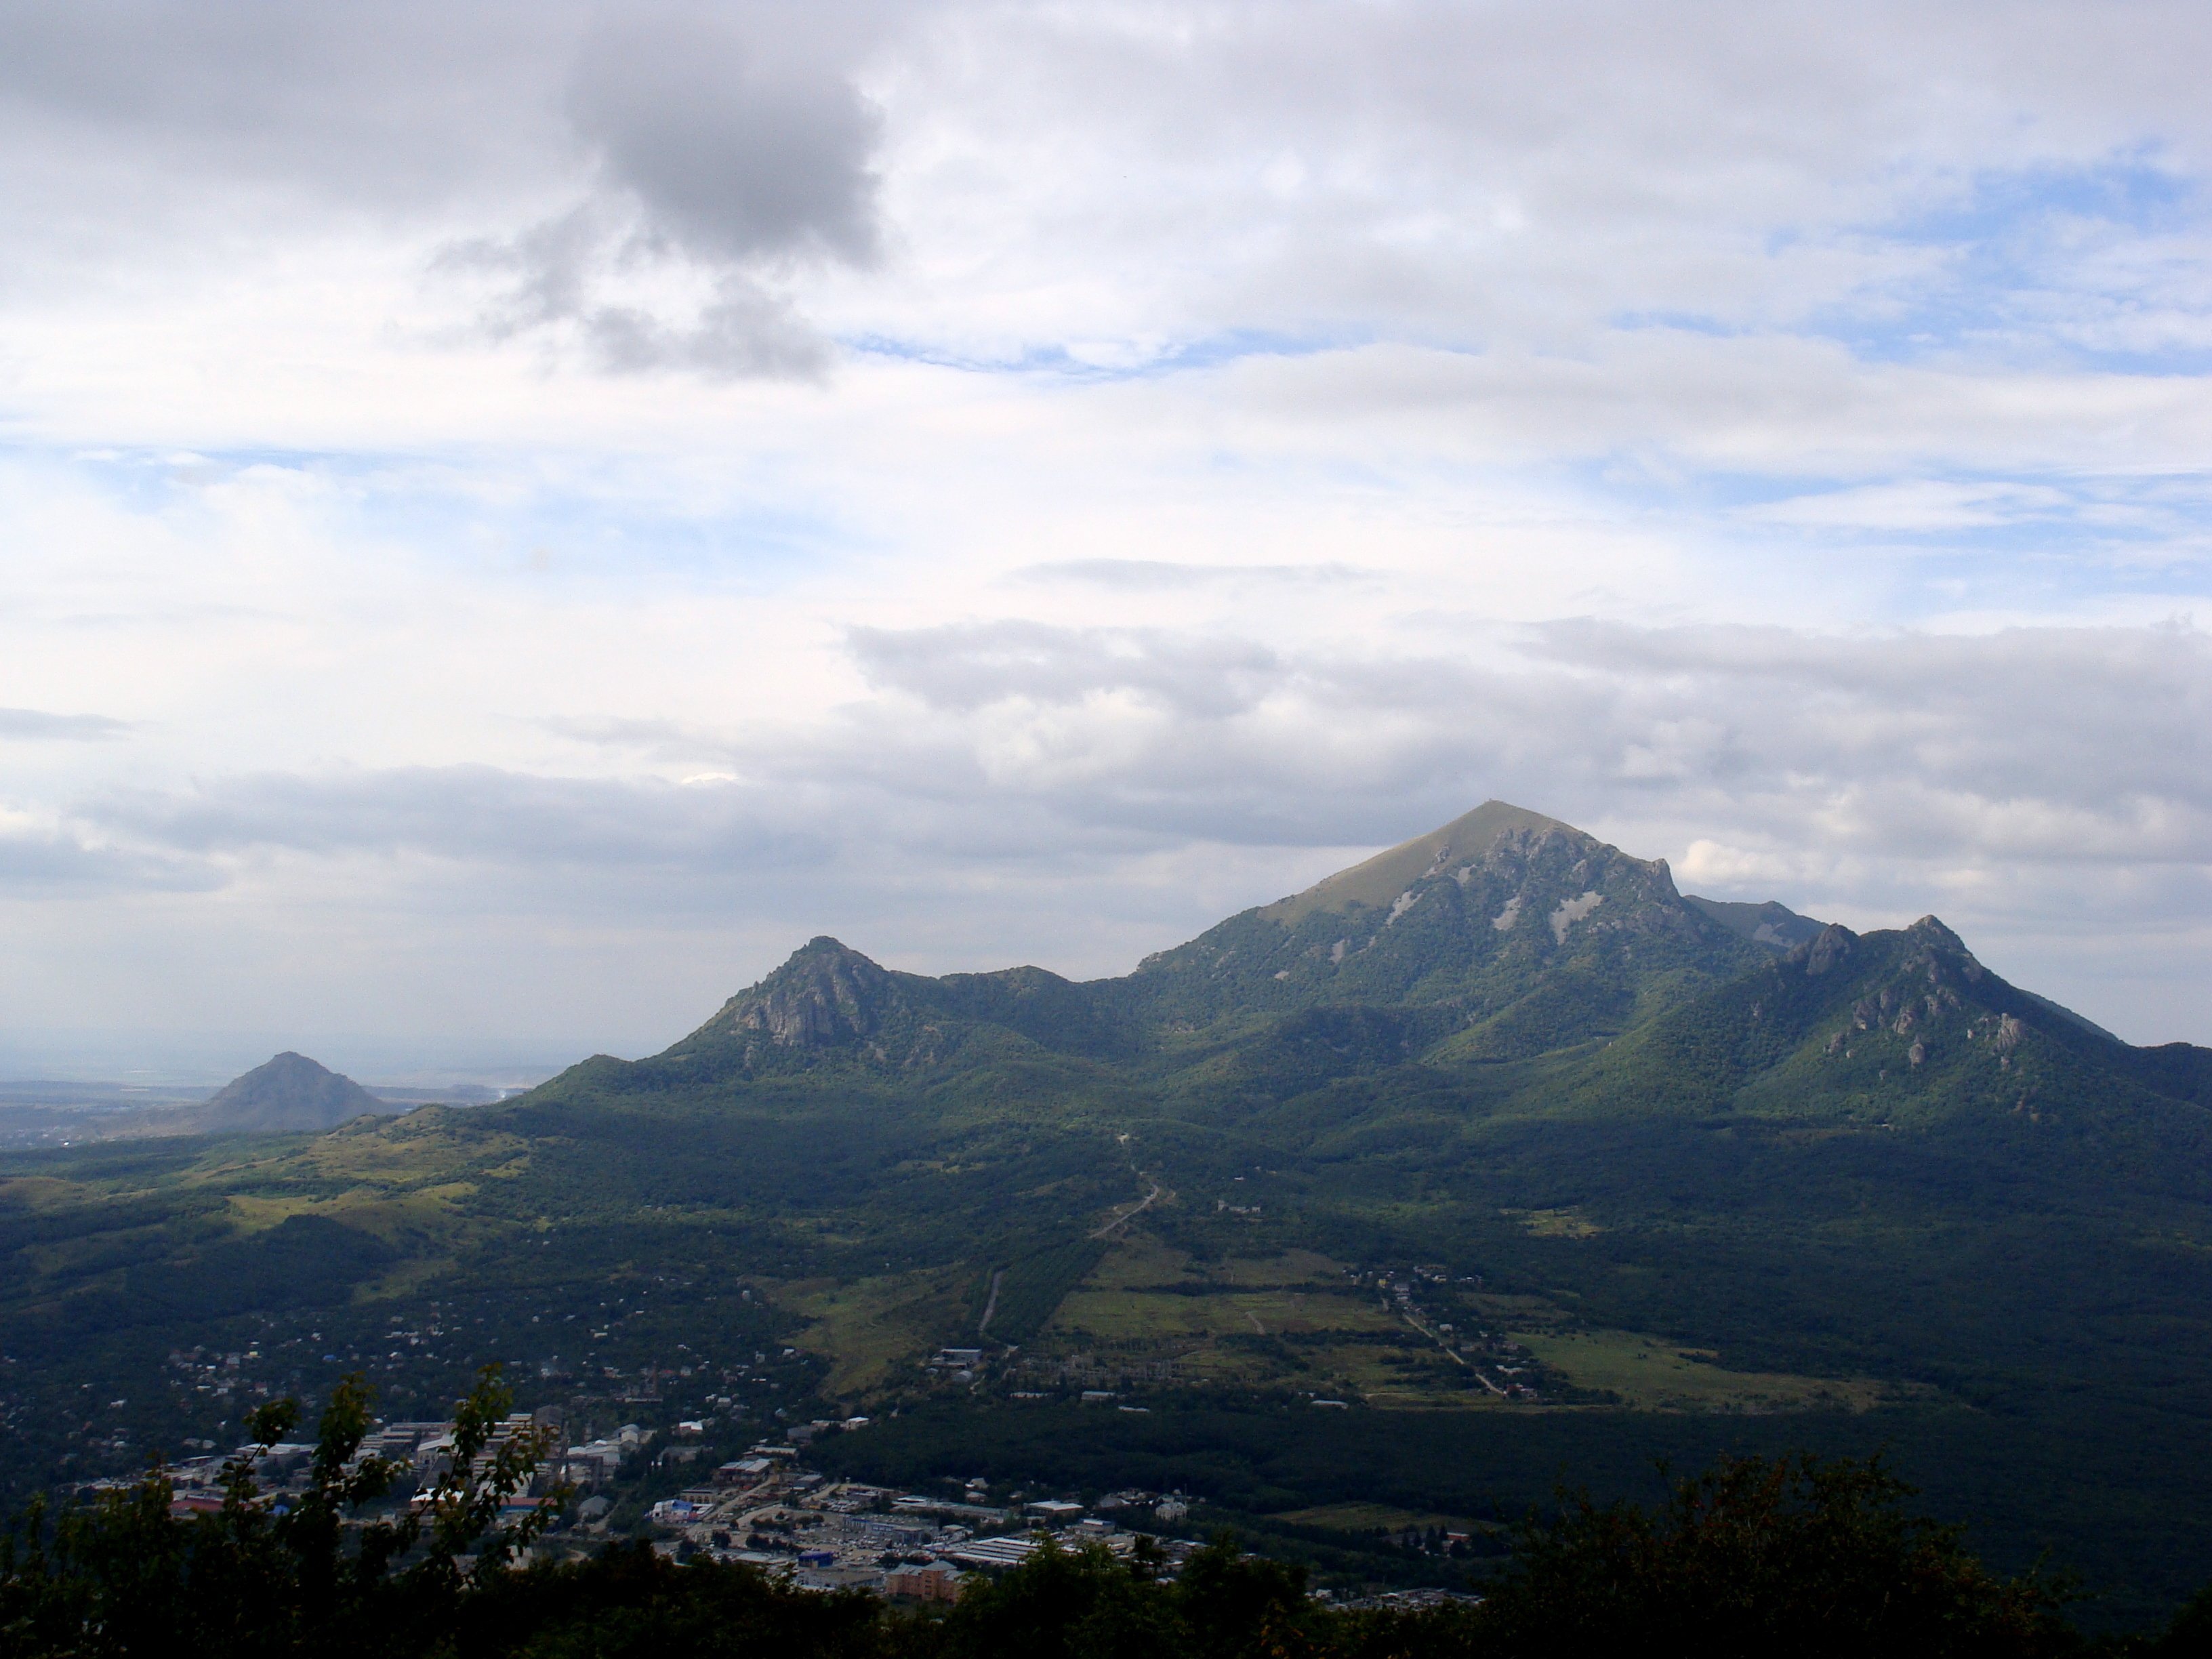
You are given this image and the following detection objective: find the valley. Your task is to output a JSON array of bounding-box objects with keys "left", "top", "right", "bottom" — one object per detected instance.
[{"left": 5, "top": 802, "right": 2212, "bottom": 1622}]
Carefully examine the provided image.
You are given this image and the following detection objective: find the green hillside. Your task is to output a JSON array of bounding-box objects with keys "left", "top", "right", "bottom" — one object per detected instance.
[{"left": 4, "top": 802, "right": 2211, "bottom": 1622}]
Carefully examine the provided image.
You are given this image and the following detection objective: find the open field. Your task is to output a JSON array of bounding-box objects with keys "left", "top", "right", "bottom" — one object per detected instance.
[
  {"left": 783, "top": 1270, "right": 968, "bottom": 1397},
  {"left": 1051, "top": 1238, "right": 1393, "bottom": 1345},
  {"left": 1513, "top": 1328, "right": 1906, "bottom": 1412},
  {"left": 1507, "top": 1206, "right": 1603, "bottom": 1237},
  {"left": 1270, "top": 1501, "right": 1496, "bottom": 1534},
  {"left": 1040, "top": 1235, "right": 1498, "bottom": 1403},
  {"left": 1050, "top": 1284, "right": 1395, "bottom": 1342}
]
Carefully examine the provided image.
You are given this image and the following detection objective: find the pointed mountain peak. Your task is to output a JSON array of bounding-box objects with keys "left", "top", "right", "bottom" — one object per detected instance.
[
  {"left": 1261, "top": 801, "right": 1595, "bottom": 925},
  {"left": 192, "top": 1052, "right": 385, "bottom": 1134},
  {"left": 717, "top": 937, "right": 899, "bottom": 1048},
  {"left": 1906, "top": 914, "right": 1967, "bottom": 949},
  {"left": 1786, "top": 922, "right": 1861, "bottom": 977}
]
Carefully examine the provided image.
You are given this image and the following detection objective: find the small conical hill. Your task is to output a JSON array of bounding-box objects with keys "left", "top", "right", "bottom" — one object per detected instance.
[{"left": 183, "top": 1052, "right": 386, "bottom": 1134}]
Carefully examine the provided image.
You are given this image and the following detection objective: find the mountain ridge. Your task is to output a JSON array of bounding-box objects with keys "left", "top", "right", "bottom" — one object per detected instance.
[
  {"left": 630, "top": 802, "right": 2072, "bottom": 1096},
  {"left": 12, "top": 801, "right": 2212, "bottom": 1620}
]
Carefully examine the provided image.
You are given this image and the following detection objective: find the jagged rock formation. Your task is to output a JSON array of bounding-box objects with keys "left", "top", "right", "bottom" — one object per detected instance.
[{"left": 717, "top": 936, "right": 900, "bottom": 1049}]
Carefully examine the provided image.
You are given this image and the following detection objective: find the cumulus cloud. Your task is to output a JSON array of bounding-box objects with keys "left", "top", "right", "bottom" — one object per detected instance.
[{"left": 448, "top": 205, "right": 836, "bottom": 377}]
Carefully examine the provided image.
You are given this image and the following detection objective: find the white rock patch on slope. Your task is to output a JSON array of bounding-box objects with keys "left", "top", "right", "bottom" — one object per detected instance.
[
  {"left": 1388, "top": 890, "right": 1420, "bottom": 924},
  {"left": 1550, "top": 890, "right": 1603, "bottom": 943},
  {"left": 1492, "top": 895, "right": 1522, "bottom": 931}
]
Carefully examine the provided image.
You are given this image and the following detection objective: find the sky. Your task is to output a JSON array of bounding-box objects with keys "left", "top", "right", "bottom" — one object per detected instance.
[{"left": 3, "top": 0, "right": 2211, "bottom": 1081}]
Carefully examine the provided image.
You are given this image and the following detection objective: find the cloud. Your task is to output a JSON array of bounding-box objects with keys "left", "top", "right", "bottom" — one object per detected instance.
[
  {"left": 567, "top": 8, "right": 883, "bottom": 269},
  {"left": 448, "top": 206, "right": 836, "bottom": 376},
  {"left": 16, "top": 610, "right": 2212, "bottom": 1044},
  {"left": 0, "top": 708, "right": 131, "bottom": 741},
  {"left": 82, "top": 765, "right": 825, "bottom": 874},
  {"left": 1013, "top": 559, "right": 1375, "bottom": 591},
  {"left": 849, "top": 621, "right": 1287, "bottom": 717},
  {"left": 0, "top": 805, "right": 213, "bottom": 894},
  {"left": 822, "top": 617, "right": 2212, "bottom": 884},
  {"left": 5, "top": 1, "right": 2212, "bottom": 1058},
  {"left": 436, "top": 3, "right": 888, "bottom": 378},
  {"left": 75, "top": 618, "right": 2212, "bottom": 884}
]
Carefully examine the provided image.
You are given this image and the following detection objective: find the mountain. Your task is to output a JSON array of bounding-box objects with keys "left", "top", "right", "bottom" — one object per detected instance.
[
  {"left": 562, "top": 801, "right": 2174, "bottom": 1149},
  {"left": 7, "top": 801, "right": 2212, "bottom": 1620},
  {"left": 646, "top": 803, "right": 1778, "bottom": 1088},
  {"left": 1681, "top": 894, "right": 1826, "bottom": 951},
  {"left": 1565, "top": 912, "right": 2208, "bottom": 1126},
  {"left": 1124, "top": 802, "right": 1763, "bottom": 1048},
  {"left": 177, "top": 1052, "right": 390, "bottom": 1134}
]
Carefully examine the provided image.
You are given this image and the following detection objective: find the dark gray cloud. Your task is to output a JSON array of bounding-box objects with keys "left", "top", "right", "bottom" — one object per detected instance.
[
  {"left": 567, "top": 8, "right": 882, "bottom": 269},
  {"left": 0, "top": 708, "right": 131, "bottom": 741},
  {"left": 442, "top": 5, "right": 887, "bottom": 377},
  {"left": 0, "top": 1, "right": 886, "bottom": 377}
]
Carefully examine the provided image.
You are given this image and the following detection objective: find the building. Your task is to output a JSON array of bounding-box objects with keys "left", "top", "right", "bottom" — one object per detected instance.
[
  {"left": 848, "top": 1516, "right": 937, "bottom": 1549},
  {"left": 886, "top": 1564, "right": 964, "bottom": 1603},
  {"left": 562, "top": 1441, "right": 625, "bottom": 1487},
  {"left": 945, "top": 1535, "right": 1041, "bottom": 1568}
]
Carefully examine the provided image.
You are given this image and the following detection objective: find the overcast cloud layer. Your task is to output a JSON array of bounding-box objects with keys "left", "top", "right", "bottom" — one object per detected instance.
[{"left": 2, "top": 1, "right": 2210, "bottom": 1079}]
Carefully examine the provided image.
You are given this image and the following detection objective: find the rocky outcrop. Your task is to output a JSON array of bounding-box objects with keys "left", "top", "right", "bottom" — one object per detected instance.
[{"left": 718, "top": 937, "right": 899, "bottom": 1049}]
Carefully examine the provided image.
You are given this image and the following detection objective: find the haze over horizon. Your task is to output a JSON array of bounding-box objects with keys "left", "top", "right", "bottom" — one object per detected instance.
[{"left": 4, "top": 1, "right": 2211, "bottom": 1070}]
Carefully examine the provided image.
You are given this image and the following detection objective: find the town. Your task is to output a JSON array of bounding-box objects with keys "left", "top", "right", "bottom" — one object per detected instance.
[{"left": 123, "top": 1346, "right": 1486, "bottom": 1614}]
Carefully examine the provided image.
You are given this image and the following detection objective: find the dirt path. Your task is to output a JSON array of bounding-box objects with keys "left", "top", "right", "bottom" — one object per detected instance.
[
  {"left": 1402, "top": 1310, "right": 1507, "bottom": 1395},
  {"left": 1091, "top": 1181, "right": 1164, "bottom": 1240},
  {"left": 977, "top": 1268, "right": 1005, "bottom": 1337}
]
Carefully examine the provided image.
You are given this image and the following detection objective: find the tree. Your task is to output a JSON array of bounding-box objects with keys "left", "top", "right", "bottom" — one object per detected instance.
[
  {"left": 1471, "top": 1452, "right": 2081, "bottom": 1659},
  {"left": 0, "top": 1364, "right": 562, "bottom": 1657}
]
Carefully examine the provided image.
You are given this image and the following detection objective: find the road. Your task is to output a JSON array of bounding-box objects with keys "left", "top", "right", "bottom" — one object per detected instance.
[{"left": 1091, "top": 1180, "right": 1164, "bottom": 1240}]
